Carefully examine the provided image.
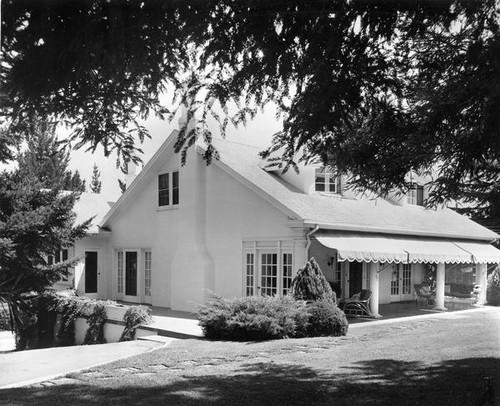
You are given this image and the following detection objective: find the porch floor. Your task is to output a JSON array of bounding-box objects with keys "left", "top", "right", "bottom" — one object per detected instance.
[{"left": 349, "top": 297, "right": 476, "bottom": 324}]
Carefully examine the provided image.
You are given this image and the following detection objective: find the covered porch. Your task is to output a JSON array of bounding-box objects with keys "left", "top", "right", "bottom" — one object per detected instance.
[{"left": 310, "top": 231, "right": 500, "bottom": 318}]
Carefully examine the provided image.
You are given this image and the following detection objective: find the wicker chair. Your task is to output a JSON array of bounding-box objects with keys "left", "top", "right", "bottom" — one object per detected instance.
[
  {"left": 341, "top": 289, "right": 373, "bottom": 318},
  {"left": 414, "top": 284, "right": 436, "bottom": 307}
]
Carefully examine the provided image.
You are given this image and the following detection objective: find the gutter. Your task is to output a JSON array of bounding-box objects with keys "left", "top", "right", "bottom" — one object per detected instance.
[
  {"left": 305, "top": 224, "right": 319, "bottom": 260},
  {"left": 303, "top": 221, "right": 499, "bottom": 243}
]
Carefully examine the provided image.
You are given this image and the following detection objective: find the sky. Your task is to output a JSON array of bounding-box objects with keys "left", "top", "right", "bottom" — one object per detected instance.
[{"left": 66, "top": 105, "right": 282, "bottom": 199}]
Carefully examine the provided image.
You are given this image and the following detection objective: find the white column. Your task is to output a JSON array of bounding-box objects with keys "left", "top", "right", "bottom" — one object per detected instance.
[
  {"left": 369, "top": 262, "right": 381, "bottom": 318},
  {"left": 434, "top": 263, "right": 447, "bottom": 311},
  {"left": 476, "top": 263, "right": 488, "bottom": 305}
]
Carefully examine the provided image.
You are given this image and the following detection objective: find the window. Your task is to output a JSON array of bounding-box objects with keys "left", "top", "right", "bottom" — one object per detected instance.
[
  {"left": 245, "top": 252, "right": 255, "bottom": 296},
  {"left": 261, "top": 253, "right": 278, "bottom": 296},
  {"left": 315, "top": 168, "right": 340, "bottom": 194},
  {"left": 48, "top": 249, "right": 69, "bottom": 281},
  {"left": 407, "top": 184, "right": 424, "bottom": 206},
  {"left": 282, "top": 253, "right": 293, "bottom": 295},
  {"left": 117, "top": 251, "right": 124, "bottom": 293},
  {"left": 144, "top": 251, "right": 152, "bottom": 296},
  {"left": 158, "top": 171, "right": 179, "bottom": 207}
]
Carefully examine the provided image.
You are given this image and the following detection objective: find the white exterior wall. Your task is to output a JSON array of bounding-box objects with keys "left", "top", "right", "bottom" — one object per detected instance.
[
  {"left": 204, "top": 162, "right": 306, "bottom": 301},
  {"left": 107, "top": 154, "right": 180, "bottom": 308}
]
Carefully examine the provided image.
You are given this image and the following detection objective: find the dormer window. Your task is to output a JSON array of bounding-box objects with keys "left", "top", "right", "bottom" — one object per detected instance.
[
  {"left": 158, "top": 171, "right": 179, "bottom": 207},
  {"left": 315, "top": 168, "right": 340, "bottom": 194},
  {"left": 407, "top": 184, "right": 424, "bottom": 206}
]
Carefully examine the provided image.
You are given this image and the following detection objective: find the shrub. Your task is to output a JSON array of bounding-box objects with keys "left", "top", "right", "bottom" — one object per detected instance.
[
  {"left": 487, "top": 267, "right": 500, "bottom": 306},
  {"left": 0, "top": 305, "right": 10, "bottom": 331},
  {"left": 306, "top": 300, "right": 348, "bottom": 337},
  {"left": 83, "top": 303, "right": 107, "bottom": 345},
  {"left": 119, "top": 305, "right": 152, "bottom": 341},
  {"left": 197, "top": 295, "right": 309, "bottom": 341},
  {"left": 290, "top": 258, "right": 336, "bottom": 304}
]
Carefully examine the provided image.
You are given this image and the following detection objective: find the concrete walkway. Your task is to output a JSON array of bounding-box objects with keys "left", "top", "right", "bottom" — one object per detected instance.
[{"left": 0, "top": 339, "right": 166, "bottom": 389}]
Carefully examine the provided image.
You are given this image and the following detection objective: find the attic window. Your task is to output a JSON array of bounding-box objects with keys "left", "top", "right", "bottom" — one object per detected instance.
[
  {"left": 158, "top": 171, "right": 179, "bottom": 207},
  {"left": 407, "top": 184, "right": 424, "bottom": 206},
  {"left": 315, "top": 168, "right": 340, "bottom": 194}
]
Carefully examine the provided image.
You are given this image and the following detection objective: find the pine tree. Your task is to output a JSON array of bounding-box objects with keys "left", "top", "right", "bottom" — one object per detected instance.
[
  {"left": 90, "top": 163, "right": 102, "bottom": 194},
  {"left": 17, "top": 119, "right": 85, "bottom": 192},
  {"left": 290, "top": 258, "right": 336, "bottom": 304},
  {"left": 0, "top": 118, "right": 90, "bottom": 337}
]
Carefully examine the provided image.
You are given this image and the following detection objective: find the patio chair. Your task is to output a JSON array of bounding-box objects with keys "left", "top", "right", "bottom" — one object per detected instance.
[
  {"left": 341, "top": 289, "right": 373, "bottom": 318},
  {"left": 414, "top": 284, "right": 436, "bottom": 307}
]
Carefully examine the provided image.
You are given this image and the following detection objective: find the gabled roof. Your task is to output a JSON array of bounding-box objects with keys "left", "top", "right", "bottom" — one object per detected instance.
[
  {"left": 74, "top": 192, "right": 115, "bottom": 234},
  {"left": 100, "top": 130, "right": 179, "bottom": 228},
  {"left": 97, "top": 128, "right": 498, "bottom": 242},
  {"left": 209, "top": 139, "right": 499, "bottom": 242}
]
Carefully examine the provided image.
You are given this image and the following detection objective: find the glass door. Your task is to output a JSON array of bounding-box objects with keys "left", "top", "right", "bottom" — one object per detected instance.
[
  {"left": 391, "top": 264, "right": 413, "bottom": 301},
  {"left": 259, "top": 252, "right": 278, "bottom": 296}
]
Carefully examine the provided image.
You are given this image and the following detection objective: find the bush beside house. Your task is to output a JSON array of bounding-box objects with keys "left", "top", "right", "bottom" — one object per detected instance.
[{"left": 197, "top": 258, "right": 348, "bottom": 341}]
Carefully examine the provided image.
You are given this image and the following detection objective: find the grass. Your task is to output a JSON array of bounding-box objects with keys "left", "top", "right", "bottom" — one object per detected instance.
[{"left": 1, "top": 307, "right": 499, "bottom": 405}]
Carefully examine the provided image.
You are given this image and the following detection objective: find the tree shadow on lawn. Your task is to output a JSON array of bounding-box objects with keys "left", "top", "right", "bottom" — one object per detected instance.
[{"left": 1, "top": 357, "right": 498, "bottom": 406}]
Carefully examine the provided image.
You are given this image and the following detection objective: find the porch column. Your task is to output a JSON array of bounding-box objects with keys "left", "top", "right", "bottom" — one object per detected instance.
[
  {"left": 475, "top": 263, "right": 488, "bottom": 305},
  {"left": 369, "top": 262, "right": 381, "bottom": 318},
  {"left": 434, "top": 263, "right": 447, "bottom": 311}
]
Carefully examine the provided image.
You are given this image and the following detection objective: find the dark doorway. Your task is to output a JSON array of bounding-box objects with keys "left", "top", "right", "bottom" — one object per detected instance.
[
  {"left": 85, "top": 251, "right": 98, "bottom": 293},
  {"left": 125, "top": 251, "right": 138, "bottom": 296},
  {"left": 349, "top": 262, "right": 363, "bottom": 296}
]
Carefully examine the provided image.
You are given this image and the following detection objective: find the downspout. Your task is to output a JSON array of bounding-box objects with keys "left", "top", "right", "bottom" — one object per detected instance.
[{"left": 305, "top": 224, "right": 319, "bottom": 260}]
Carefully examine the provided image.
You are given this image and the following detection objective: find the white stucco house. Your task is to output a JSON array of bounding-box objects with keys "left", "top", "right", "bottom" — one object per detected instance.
[{"left": 64, "top": 122, "right": 500, "bottom": 316}]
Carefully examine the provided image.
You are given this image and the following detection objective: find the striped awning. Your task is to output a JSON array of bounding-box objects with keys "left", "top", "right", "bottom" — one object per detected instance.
[{"left": 314, "top": 231, "right": 500, "bottom": 264}]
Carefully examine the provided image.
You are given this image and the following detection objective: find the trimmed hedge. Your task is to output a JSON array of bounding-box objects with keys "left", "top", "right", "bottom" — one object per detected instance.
[
  {"left": 306, "top": 300, "right": 348, "bottom": 337},
  {"left": 197, "top": 295, "right": 310, "bottom": 341},
  {"left": 197, "top": 294, "right": 348, "bottom": 341}
]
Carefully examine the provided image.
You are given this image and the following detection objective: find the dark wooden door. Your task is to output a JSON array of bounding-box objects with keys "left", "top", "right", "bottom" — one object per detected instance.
[
  {"left": 349, "top": 262, "right": 363, "bottom": 296},
  {"left": 125, "top": 251, "right": 138, "bottom": 296},
  {"left": 85, "top": 251, "right": 98, "bottom": 293}
]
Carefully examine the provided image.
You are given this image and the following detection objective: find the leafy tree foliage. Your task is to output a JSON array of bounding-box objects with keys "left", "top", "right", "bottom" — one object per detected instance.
[
  {"left": 1, "top": 0, "right": 498, "bottom": 209},
  {"left": 17, "top": 119, "right": 86, "bottom": 192},
  {"left": 90, "top": 163, "right": 102, "bottom": 194}
]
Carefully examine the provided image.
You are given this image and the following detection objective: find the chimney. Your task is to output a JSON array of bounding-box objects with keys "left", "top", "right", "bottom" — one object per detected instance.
[{"left": 125, "top": 159, "right": 140, "bottom": 187}]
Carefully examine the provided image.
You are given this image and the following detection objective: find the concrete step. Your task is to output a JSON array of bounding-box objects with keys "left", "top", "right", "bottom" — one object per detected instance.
[
  {"left": 138, "top": 325, "right": 201, "bottom": 340},
  {"left": 136, "top": 335, "right": 177, "bottom": 344}
]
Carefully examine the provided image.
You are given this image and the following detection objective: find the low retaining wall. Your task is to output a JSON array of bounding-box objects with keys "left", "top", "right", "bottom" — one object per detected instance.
[{"left": 59, "top": 304, "right": 155, "bottom": 345}]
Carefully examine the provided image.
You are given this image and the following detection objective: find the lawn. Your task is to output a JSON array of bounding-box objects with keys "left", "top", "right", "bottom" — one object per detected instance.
[{"left": 1, "top": 308, "right": 499, "bottom": 405}]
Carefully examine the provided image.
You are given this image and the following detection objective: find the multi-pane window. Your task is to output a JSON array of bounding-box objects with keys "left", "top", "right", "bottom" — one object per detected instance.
[
  {"left": 407, "top": 184, "right": 424, "bottom": 206},
  {"left": 145, "top": 251, "right": 152, "bottom": 296},
  {"left": 364, "top": 264, "right": 370, "bottom": 290},
  {"left": 261, "top": 253, "right": 278, "bottom": 296},
  {"left": 117, "top": 251, "right": 124, "bottom": 293},
  {"left": 282, "top": 253, "right": 293, "bottom": 295},
  {"left": 172, "top": 171, "right": 179, "bottom": 205},
  {"left": 158, "top": 171, "right": 179, "bottom": 207},
  {"left": 48, "top": 249, "right": 69, "bottom": 281},
  {"left": 245, "top": 253, "right": 255, "bottom": 296},
  {"left": 335, "top": 261, "right": 342, "bottom": 282},
  {"left": 315, "top": 168, "right": 340, "bottom": 194}
]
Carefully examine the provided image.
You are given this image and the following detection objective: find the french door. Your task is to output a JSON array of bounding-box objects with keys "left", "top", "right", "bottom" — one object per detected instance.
[
  {"left": 390, "top": 264, "right": 413, "bottom": 302},
  {"left": 245, "top": 250, "right": 293, "bottom": 297},
  {"left": 117, "top": 250, "right": 139, "bottom": 302}
]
